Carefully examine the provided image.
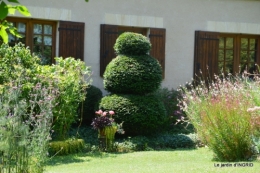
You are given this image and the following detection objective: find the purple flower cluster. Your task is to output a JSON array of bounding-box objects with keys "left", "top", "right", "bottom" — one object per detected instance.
[
  {"left": 91, "top": 110, "right": 114, "bottom": 130},
  {"left": 91, "top": 116, "right": 113, "bottom": 130}
]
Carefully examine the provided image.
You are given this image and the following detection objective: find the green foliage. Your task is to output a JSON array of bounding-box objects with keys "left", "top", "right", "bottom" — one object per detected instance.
[
  {"left": 179, "top": 74, "right": 260, "bottom": 161},
  {"left": 104, "top": 55, "right": 162, "bottom": 95},
  {"left": 0, "top": 43, "right": 40, "bottom": 84},
  {"left": 81, "top": 85, "right": 103, "bottom": 125},
  {"left": 0, "top": 0, "right": 31, "bottom": 43},
  {"left": 38, "top": 57, "right": 92, "bottom": 140},
  {"left": 49, "top": 138, "right": 85, "bottom": 156},
  {"left": 114, "top": 32, "right": 151, "bottom": 56},
  {"left": 99, "top": 94, "right": 167, "bottom": 136}
]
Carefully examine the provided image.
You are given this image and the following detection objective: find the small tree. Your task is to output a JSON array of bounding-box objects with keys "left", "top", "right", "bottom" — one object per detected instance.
[{"left": 100, "top": 32, "right": 167, "bottom": 136}]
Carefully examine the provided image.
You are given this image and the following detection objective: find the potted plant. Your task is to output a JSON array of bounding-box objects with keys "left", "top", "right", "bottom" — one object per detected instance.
[{"left": 91, "top": 110, "right": 124, "bottom": 151}]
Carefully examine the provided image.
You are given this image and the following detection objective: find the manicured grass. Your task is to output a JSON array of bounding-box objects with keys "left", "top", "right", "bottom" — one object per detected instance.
[{"left": 45, "top": 148, "right": 260, "bottom": 173}]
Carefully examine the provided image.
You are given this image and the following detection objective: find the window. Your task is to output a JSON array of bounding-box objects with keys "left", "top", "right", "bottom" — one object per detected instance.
[
  {"left": 100, "top": 24, "right": 166, "bottom": 78},
  {"left": 6, "top": 18, "right": 85, "bottom": 64},
  {"left": 194, "top": 31, "right": 260, "bottom": 80},
  {"left": 7, "top": 17, "right": 57, "bottom": 65}
]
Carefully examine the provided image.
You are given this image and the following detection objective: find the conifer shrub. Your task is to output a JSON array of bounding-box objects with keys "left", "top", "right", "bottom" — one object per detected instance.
[
  {"left": 80, "top": 85, "right": 103, "bottom": 125},
  {"left": 103, "top": 55, "right": 162, "bottom": 94},
  {"left": 114, "top": 32, "right": 151, "bottom": 56},
  {"left": 99, "top": 94, "right": 167, "bottom": 136}
]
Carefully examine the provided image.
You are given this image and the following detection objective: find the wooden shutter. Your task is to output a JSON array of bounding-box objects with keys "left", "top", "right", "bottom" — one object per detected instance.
[
  {"left": 59, "top": 21, "right": 85, "bottom": 61},
  {"left": 149, "top": 28, "right": 166, "bottom": 78},
  {"left": 100, "top": 24, "right": 118, "bottom": 76},
  {"left": 194, "top": 31, "right": 219, "bottom": 81}
]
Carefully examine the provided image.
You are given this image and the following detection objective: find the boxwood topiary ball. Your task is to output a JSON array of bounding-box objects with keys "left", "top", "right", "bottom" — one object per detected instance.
[
  {"left": 114, "top": 32, "right": 151, "bottom": 56},
  {"left": 99, "top": 94, "right": 167, "bottom": 136},
  {"left": 103, "top": 55, "right": 162, "bottom": 95}
]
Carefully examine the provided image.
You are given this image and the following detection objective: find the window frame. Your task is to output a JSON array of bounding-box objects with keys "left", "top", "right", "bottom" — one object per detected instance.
[
  {"left": 194, "top": 31, "right": 260, "bottom": 81},
  {"left": 6, "top": 17, "right": 57, "bottom": 64}
]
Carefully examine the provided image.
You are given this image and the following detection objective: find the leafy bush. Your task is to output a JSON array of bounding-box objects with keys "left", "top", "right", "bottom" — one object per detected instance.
[
  {"left": 38, "top": 57, "right": 91, "bottom": 140},
  {"left": 49, "top": 138, "right": 85, "bottom": 156},
  {"left": 103, "top": 55, "right": 162, "bottom": 95},
  {"left": 80, "top": 85, "right": 103, "bottom": 125},
  {"left": 179, "top": 74, "right": 260, "bottom": 161},
  {"left": 0, "top": 43, "right": 40, "bottom": 84},
  {"left": 99, "top": 94, "right": 167, "bottom": 136},
  {"left": 114, "top": 32, "right": 151, "bottom": 56}
]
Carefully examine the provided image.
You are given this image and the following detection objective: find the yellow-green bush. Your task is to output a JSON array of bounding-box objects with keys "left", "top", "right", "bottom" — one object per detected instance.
[{"left": 48, "top": 138, "right": 85, "bottom": 156}]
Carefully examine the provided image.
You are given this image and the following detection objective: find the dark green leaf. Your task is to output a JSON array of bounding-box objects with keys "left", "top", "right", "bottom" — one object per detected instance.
[
  {"left": 7, "top": 0, "right": 20, "bottom": 4},
  {"left": 0, "top": 2, "right": 8, "bottom": 20}
]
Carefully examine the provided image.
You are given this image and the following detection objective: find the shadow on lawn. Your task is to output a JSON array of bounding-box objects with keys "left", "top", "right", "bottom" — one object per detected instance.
[{"left": 46, "top": 152, "right": 118, "bottom": 166}]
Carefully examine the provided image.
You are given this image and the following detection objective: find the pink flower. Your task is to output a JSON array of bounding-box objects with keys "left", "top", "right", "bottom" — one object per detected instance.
[
  {"left": 95, "top": 110, "right": 103, "bottom": 115},
  {"left": 102, "top": 111, "right": 107, "bottom": 116},
  {"left": 109, "top": 111, "right": 115, "bottom": 115}
]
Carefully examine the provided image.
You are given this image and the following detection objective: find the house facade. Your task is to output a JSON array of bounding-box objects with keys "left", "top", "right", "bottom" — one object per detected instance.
[{"left": 7, "top": 0, "right": 260, "bottom": 93}]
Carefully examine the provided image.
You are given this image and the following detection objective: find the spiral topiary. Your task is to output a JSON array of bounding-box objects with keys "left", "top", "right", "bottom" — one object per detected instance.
[
  {"left": 99, "top": 94, "right": 167, "bottom": 136},
  {"left": 114, "top": 32, "right": 151, "bottom": 56},
  {"left": 103, "top": 55, "right": 162, "bottom": 94},
  {"left": 101, "top": 32, "right": 166, "bottom": 137}
]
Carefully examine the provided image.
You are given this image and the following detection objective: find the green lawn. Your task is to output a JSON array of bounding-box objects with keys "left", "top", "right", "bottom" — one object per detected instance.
[{"left": 45, "top": 148, "right": 260, "bottom": 173}]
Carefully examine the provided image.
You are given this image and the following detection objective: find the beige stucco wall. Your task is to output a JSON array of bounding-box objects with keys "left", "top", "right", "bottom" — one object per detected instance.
[{"left": 9, "top": 0, "right": 260, "bottom": 94}]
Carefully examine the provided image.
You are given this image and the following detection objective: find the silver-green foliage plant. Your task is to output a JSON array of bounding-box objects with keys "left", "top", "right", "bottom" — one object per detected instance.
[
  {"left": 179, "top": 74, "right": 260, "bottom": 161},
  {"left": 0, "top": 74, "right": 58, "bottom": 173}
]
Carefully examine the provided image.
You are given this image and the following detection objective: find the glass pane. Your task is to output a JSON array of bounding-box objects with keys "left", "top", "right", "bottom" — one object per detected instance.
[
  {"left": 218, "top": 61, "right": 224, "bottom": 73},
  {"left": 8, "top": 34, "right": 15, "bottom": 43},
  {"left": 226, "top": 50, "right": 233, "bottom": 61},
  {"left": 33, "top": 35, "right": 42, "bottom": 45},
  {"left": 226, "top": 37, "right": 233, "bottom": 49},
  {"left": 248, "top": 63, "right": 256, "bottom": 74},
  {"left": 17, "top": 34, "right": 26, "bottom": 44},
  {"left": 42, "top": 46, "right": 52, "bottom": 65},
  {"left": 241, "top": 38, "right": 248, "bottom": 50},
  {"left": 43, "top": 46, "right": 52, "bottom": 58},
  {"left": 17, "top": 23, "right": 26, "bottom": 33},
  {"left": 250, "top": 39, "right": 257, "bottom": 50},
  {"left": 44, "top": 36, "right": 52, "bottom": 46},
  {"left": 44, "top": 25, "right": 52, "bottom": 34},
  {"left": 218, "top": 50, "right": 224, "bottom": 61},
  {"left": 219, "top": 37, "right": 224, "bottom": 49},
  {"left": 239, "top": 63, "right": 247, "bottom": 73},
  {"left": 33, "top": 45, "right": 42, "bottom": 52},
  {"left": 225, "top": 61, "right": 233, "bottom": 74},
  {"left": 34, "top": 24, "right": 42, "bottom": 34},
  {"left": 250, "top": 51, "right": 256, "bottom": 62},
  {"left": 240, "top": 51, "right": 248, "bottom": 62}
]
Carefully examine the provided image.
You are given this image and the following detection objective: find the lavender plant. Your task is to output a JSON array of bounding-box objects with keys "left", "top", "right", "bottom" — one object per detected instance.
[
  {"left": 0, "top": 74, "right": 59, "bottom": 173},
  {"left": 179, "top": 73, "right": 260, "bottom": 161}
]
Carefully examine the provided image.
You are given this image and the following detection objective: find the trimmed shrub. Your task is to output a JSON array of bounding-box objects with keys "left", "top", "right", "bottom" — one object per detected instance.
[
  {"left": 99, "top": 94, "right": 167, "bottom": 136},
  {"left": 114, "top": 32, "right": 151, "bottom": 56},
  {"left": 48, "top": 138, "right": 85, "bottom": 156},
  {"left": 80, "top": 85, "right": 103, "bottom": 125},
  {"left": 103, "top": 55, "right": 162, "bottom": 95}
]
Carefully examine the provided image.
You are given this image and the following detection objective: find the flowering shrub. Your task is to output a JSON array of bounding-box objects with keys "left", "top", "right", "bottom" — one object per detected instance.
[
  {"left": 91, "top": 110, "right": 124, "bottom": 134},
  {"left": 178, "top": 73, "right": 260, "bottom": 161}
]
